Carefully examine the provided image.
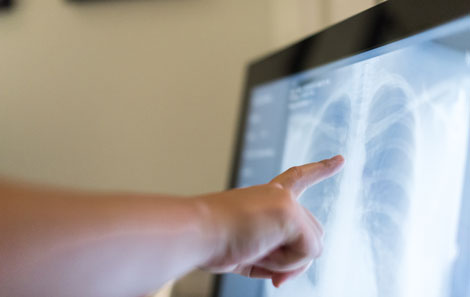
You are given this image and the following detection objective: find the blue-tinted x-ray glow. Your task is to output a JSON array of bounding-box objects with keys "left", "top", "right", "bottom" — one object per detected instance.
[{"left": 253, "top": 19, "right": 470, "bottom": 297}]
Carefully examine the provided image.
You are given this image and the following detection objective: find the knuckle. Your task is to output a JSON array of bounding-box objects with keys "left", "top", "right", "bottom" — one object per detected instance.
[
  {"left": 301, "top": 220, "right": 325, "bottom": 259},
  {"left": 307, "top": 211, "right": 324, "bottom": 236},
  {"left": 297, "top": 244, "right": 311, "bottom": 260},
  {"left": 286, "top": 166, "right": 303, "bottom": 180},
  {"left": 310, "top": 235, "right": 324, "bottom": 258},
  {"left": 321, "top": 159, "right": 333, "bottom": 168},
  {"left": 267, "top": 183, "right": 293, "bottom": 201},
  {"left": 315, "top": 241, "right": 324, "bottom": 258},
  {"left": 267, "top": 181, "right": 286, "bottom": 193}
]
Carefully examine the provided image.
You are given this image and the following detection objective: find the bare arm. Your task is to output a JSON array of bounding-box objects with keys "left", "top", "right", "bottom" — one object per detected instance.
[
  {"left": 0, "top": 180, "right": 212, "bottom": 297},
  {"left": 0, "top": 155, "right": 344, "bottom": 297}
]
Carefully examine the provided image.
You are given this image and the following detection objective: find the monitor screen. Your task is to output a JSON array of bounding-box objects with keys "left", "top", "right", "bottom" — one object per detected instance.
[{"left": 219, "top": 13, "right": 470, "bottom": 297}]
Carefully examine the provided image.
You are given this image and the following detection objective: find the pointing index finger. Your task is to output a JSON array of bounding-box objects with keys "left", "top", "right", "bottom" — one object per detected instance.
[{"left": 270, "top": 155, "right": 345, "bottom": 198}]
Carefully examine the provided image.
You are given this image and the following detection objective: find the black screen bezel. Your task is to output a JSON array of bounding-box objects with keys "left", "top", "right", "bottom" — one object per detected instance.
[{"left": 214, "top": 0, "right": 470, "bottom": 296}]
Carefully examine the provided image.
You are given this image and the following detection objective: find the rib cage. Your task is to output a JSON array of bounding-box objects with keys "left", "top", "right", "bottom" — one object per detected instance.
[
  {"left": 298, "top": 70, "right": 417, "bottom": 293},
  {"left": 266, "top": 43, "right": 470, "bottom": 297},
  {"left": 362, "top": 85, "right": 416, "bottom": 297},
  {"left": 301, "top": 96, "right": 352, "bottom": 284},
  {"left": 303, "top": 96, "right": 351, "bottom": 224}
]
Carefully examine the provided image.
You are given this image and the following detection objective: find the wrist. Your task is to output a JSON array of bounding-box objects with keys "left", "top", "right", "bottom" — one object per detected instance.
[{"left": 190, "top": 195, "right": 226, "bottom": 269}]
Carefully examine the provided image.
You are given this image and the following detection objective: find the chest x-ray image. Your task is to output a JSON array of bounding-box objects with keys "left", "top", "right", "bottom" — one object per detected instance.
[{"left": 263, "top": 36, "right": 470, "bottom": 297}]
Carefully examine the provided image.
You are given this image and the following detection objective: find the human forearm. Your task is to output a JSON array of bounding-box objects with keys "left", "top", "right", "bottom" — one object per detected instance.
[
  {"left": 0, "top": 180, "right": 215, "bottom": 297},
  {"left": 0, "top": 155, "right": 344, "bottom": 295}
]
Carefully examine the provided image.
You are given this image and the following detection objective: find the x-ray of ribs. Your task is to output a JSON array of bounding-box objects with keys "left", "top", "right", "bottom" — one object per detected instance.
[
  {"left": 361, "top": 83, "right": 416, "bottom": 297},
  {"left": 281, "top": 60, "right": 470, "bottom": 297},
  {"left": 293, "top": 68, "right": 417, "bottom": 296}
]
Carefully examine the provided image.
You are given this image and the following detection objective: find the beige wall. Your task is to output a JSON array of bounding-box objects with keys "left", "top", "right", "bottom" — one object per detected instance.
[
  {"left": 0, "top": 2, "right": 271, "bottom": 296},
  {"left": 269, "top": 0, "right": 376, "bottom": 48},
  {"left": 0, "top": 1, "right": 376, "bottom": 296},
  {"left": 268, "top": 0, "right": 327, "bottom": 48},
  {"left": 0, "top": 0, "right": 270, "bottom": 195}
]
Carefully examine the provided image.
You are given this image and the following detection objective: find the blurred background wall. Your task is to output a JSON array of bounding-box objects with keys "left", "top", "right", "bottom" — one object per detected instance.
[{"left": 0, "top": 0, "right": 375, "bottom": 296}]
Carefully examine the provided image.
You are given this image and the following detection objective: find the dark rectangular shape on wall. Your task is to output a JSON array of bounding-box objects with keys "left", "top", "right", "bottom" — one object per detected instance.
[{"left": 0, "top": 0, "right": 12, "bottom": 9}]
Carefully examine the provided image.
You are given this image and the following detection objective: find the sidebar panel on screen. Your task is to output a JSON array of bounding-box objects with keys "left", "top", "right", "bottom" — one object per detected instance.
[
  {"left": 216, "top": 79, "right": 290, "bottom": 297},
  {"left": 236, "top": 79, "right": 290, "bottom": 188}
]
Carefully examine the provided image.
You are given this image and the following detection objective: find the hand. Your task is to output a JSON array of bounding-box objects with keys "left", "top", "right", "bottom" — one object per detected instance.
[{"left": 197, "top": 155, "right": 345, "bottom": 287}]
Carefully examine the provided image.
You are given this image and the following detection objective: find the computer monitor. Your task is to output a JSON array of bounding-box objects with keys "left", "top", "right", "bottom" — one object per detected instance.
[{"left": 214, "top": 0, "right": 470, "bottom": 296}]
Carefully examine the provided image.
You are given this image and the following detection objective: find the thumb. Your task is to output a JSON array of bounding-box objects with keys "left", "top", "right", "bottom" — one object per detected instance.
[{"left": 270, "top": 155, "right": 345, "bottom": 198}]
